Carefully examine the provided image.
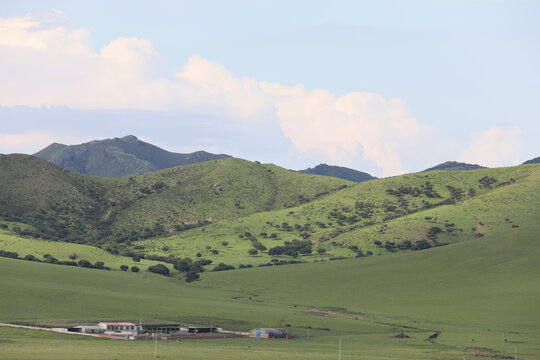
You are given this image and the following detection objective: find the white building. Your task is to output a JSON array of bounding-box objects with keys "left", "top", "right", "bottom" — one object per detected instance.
[{"left": 97, "top": 322, "right": 141, "bottom": 337}]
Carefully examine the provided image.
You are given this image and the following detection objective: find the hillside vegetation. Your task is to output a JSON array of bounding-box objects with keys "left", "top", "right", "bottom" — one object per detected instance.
[
  {"left": 0, "top": 154, "right": 350, "bottom": 250},
  {"left": 34, "top": 135, "right": 231, "bottom": 177},
  {"left": 421, "top": 160, "right": 487, "bottom": 172}
]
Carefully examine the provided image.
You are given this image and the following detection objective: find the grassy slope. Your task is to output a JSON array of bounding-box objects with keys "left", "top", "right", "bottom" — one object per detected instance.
[
  {"left": 0, "top": 154, "right": 350, "bottom": 242},
  {"left": 136, "top": 164, "right": 539, "bottom": 266},
  {"left": 0, "top": 216, "right": 538, "bottom": 359},
  {"left": 0, "top": 231, "right": 167, "bottom": 272}
]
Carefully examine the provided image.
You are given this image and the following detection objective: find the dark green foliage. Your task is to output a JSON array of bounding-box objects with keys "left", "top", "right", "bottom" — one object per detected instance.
[
  {"left": 120, "top": 265, "right": 129, "bottom": 271},
  {"left": 412, "top": 240, "right": 432, "bottom": 250},
  {"left": 221, "top": 241, "right": 228, "bottom": 246},
  {"left": 478, "top": 176, "right": 498, "bottom": 188},
  {"left": 427, "top": 226, "right": 443, "bottom": 240},
  {"left": 248, "top": 249, "right": 258, "bottom": 256},
  {"left": 130, "top": 266, "right": 139, "bottom": 272},
  {"left": 148, "top": 264, "right": 170, "bottom": 276},
  {"left": 268, "top": 239, "right": 311, "bottom": 257},
  {"left": 77, "top": 260, "right": 92, "bottom": 268},
  {"left": 184, "top": 271, "right": 199, "bottom": 282},
  {"left": 212, "top": 263, "right": 235, "bottom": 272},
  {"left": 317, "top": 248, "right": 327, "bottom": 254}
]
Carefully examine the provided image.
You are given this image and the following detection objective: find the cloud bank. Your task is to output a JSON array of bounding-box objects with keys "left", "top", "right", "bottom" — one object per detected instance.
[{"left": 0, "top": 11, "right": 523, "bottom": 175}]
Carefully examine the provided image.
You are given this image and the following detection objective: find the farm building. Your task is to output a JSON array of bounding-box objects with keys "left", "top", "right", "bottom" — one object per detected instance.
[
  {"left": 97, "top": 322, "right": 141, "bottom": 336},
  {"left": 188, "top": 326, "right": 217, "bottom": 334},
  {"left": 142, "top": 324, "right": 182, "bottom": 335},
  {"left": 67, "top": 326, "right": 104, "bottom": 334},
  {"left": 248, "top": 328, "right": 290, "bottom": 339}
]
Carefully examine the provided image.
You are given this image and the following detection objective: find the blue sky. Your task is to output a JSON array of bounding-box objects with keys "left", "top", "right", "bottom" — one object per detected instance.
[{"left": 0, "top": 0, "right": 538, "bottom": 176}]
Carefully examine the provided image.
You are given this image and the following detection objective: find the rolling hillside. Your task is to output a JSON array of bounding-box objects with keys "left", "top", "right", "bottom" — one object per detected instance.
[
  {"left": 133, "top": 164, "right": 539, "bottom": 267},
  {"left": 34, "top": 135, "right": 231, "bottom": 177},
  {"left": 0, "top": 154, "right": 351, "bottom": 248}
]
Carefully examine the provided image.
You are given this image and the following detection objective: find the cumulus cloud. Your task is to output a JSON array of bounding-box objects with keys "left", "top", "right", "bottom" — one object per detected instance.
[
  {"left": 0, "top": 10, "right": 511, "bottom": 175},
  {"left": 460, "top": 126, "right": 523, "bottom": 167}
]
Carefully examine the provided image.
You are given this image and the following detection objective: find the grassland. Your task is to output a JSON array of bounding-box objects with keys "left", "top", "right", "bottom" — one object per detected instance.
[{"left": 1, "top": 214, "right": 539, "bottom": 359}]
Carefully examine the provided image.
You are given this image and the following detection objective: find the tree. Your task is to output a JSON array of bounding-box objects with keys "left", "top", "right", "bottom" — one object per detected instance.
[
  {"left": 211, "top": 249, "right": 219, "bottom": 255},
  {"left": 131, "top": 266, "right": 140, "bottom": 272},
  {"left": 185, "top": 271, "right": 199, "bottom": 282},
  {"left": 120, "top": 265, "right": 129, "bottom": 271},
  {"left": 248, "top": 249, "right": 258, "bottom": 256},
  {"left": 78, "top": 259, "right": 92, "bottom": 268},
  {"left": 196, "top": 252, "right": 202, "bottom": 258},
  {"left": 317, "top": 248, "right": 327, "bottom": 254},
  {"left": 69, "top": 253, "right": 78, "bottom": 260},
  {"left": 148, "top": 264, "right": 170, "bottom": 276},
  {"left": 221, "top": 241, "right": 229, "bottom": 246}
]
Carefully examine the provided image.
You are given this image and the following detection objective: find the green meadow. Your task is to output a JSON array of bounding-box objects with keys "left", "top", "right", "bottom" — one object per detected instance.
[{"left": 1, "top": 218, "right": 539, "bottom": 359}]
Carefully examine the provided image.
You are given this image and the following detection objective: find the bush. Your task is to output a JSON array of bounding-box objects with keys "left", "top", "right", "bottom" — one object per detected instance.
[
  {"left": 221, "top": 241, "right": 229, "bottom": 246},
  {"left": 78, "top": 259, "right": 92, "bottom": 268},
  {"left": 69, "top": 253, "right": 78, "bottom": 260},
  {"left": 148, "top": 264, "right": 170, "bottom": 276},
  {"left": 248, "top": 249, "right": 258, "bottom": 256},
  {"left": 131, "top": 266, "right": 140, "bottom": 272},
  {"left": 317, "top": 248, "right": 327, "bottom": 254},
  {"left": 185, "top": 271, "right": 199, "bottom": 282},
  {"left": 196, "top": 252, "right": 202, "bottom": 257},
  {"left": 120, "top": 265, "right": 129, "bottom": 271},
  {"left": 212, "top": 263, "right": 235, "bottom": 272},
  {"left": 211, "top": 249, "right": 219, "bottom": 255}
]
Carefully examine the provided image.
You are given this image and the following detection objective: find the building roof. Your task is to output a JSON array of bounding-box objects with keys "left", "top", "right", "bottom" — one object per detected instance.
[
  {"left": 100, "top": 322, "right": 136, "bottom": 326},
  {"left": 72, "top": 326, "right": 103, "bottom": 330},
  {"left": 249, "top": 328, "right": 289, "bottom": 334}
]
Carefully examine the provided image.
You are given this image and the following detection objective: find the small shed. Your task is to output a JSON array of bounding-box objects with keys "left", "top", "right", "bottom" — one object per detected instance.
[
  {"left": 249, "top": 328, "right": 290, "bottom": 339},
  {"left": 67, "top": 326, "right": 104, "bottom": 334}
]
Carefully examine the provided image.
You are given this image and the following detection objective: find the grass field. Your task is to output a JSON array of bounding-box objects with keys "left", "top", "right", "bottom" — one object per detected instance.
[{"left": 1, "top": 216, "right": 539, "bottom": 359}]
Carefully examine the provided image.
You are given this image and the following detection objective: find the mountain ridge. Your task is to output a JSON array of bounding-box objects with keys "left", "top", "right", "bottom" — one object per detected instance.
[
  {"left": 300, "top": 163, "right": 376, "bottom": 182},
  {"left": 421, "top": 160, "right": 487, "bottom": 172},
  {"left": 34, "top": 135, "right": 231, "bottom": 177}
]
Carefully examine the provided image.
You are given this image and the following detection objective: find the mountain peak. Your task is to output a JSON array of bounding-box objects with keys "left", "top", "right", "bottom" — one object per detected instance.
[
  {"left": 422, "top": 161, "right": 487, "bottom": 172},
  {"left": 300, "top": 163, "right": 376, "bottom": 182},
  {"left": 34, "top": 136, "right": 231, "bottom": 177}
]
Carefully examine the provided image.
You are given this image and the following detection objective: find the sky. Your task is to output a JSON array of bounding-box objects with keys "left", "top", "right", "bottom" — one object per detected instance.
[{"left": 0, "top": 0, "right": 538, "bottom": 176}]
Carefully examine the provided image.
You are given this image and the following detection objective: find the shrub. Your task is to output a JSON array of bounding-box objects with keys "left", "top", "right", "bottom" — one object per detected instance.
[
  {"left": 120, "top": 265, "right": 129, "bottom": 271},
  {"left": 131, "top": 266, "right": 140, "bottom": 273},
  {"left": 211, "top": 249, "right": 219, "bottom": 255},
  {"left": 148, "top": 264, "right": 170, "bottom": 276},
  {"left": 196, "top": 252, "right": 202, "bottom": 257},
  {"left": 221, "top": 241, "right": 229, "bottom": 246},
  {"left": 78, "top": 259, "right": 92, "bottom": 268},
  {"left": 248, "top": 249, "right": 258, "bottom": 256},
  {"left": 185, "top": 271, "right": 199, "bottom": 282},
  {"left": 69, "top": 253, "right": 78, "bottom": 260},
  {"left": 212, "top": 263, "right": 235, "bottom": 272},
  {"left": 317, "top": 248, "right": 327, "bottom": 254}
]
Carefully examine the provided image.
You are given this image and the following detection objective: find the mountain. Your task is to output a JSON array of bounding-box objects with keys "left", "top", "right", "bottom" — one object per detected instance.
[
  {"left": 33, "top": 135, "right": 231, "bottom": 177},
  {"left": 421, "top": 160, "right": 487, "bottom": 172},
  {"left": 522, "top": 156, "right": 540, "bottom": 165},
  {"left": 300, "top": 163, "right": 376, "bottom": 182}
]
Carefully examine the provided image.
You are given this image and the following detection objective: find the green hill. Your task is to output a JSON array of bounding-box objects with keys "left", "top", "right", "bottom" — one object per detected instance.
[
  {"left": 300, "top": 163, "right": 376, "bottom": 182},
  {"left": 33, "top": 135, "right": 231, "bottom": 177},
  {"left": 421, "top": 160, "right": 487, "bottom": 172},
  {"left": 0, "top": 154, "right": 351, "bottom": 249},
  {"left": 133, "top": 164, "right": 539, "bottom": 267}
]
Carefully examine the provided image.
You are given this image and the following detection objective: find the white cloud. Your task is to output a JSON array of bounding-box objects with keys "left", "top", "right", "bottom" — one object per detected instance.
[
  {"left": 0, "top": 131, "right": 83, "bottom": 154},
  {"left": 460, "top": 126, "right": 523, "bottom": 167},
  {"left": 0, "top": 11, "right": 516, "bottom": 175}
]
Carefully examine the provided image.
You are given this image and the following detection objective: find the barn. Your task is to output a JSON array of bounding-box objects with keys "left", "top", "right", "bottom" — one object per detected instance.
[{"left": 248, "top": 328, "right": 290, "bottom": 339}]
